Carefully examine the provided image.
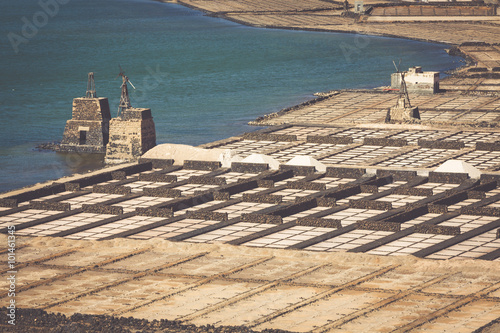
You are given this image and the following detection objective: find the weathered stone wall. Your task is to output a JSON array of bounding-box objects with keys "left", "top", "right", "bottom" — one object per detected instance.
[
  {"left": 414, "top": 224, "right": 460, "bottom": 236},
  {"left": 231, "top": 162, "right": 269, "bottom": 173},
  {"left": 184, "top": 160, "right": 221, "bottom": 171},
  {"left": 467, "top": 190, "right": 486, "bottom": 199},
  {"left": 82, "top": 204, "right": 123, "bottom": 215},
  {"left": 29, "top": 201, "right": 71, "bottom": 211},
  {"left": 287, "top": 180, "right": 326, "bottom": 191},
  {"left": 72, "top": 98, "right": 111, "bottom": 121},
  {"left": 279, "top": 165, "right": 316, "bottom": 176},
  {"left": 60, "top": 98, "right": 111, "bottom": 154},
  {"left": 242, "top": 193, "right": 283, "bottom": 204},
  {"left": 461, "top": 206, "right": 500, "bottom": 216},
  {"left": 297, "top": 217, "right": 341, "bottom": 228},
  {"left": 136, "top": 207, "right": 173, "bottom": 218},
  {"left": 350, "top": 199, "right": 392, "bottom": 210},
  {"left": 428, "top": 172, "right": 469, "bottom": 184},
  {"left": 93, "top": 184, "right": 131, "bottom": 195},
  {"left": 476, "top": 142, "right": 500, "bottom": 151},
  {"left": 0, "top": 199, "right": 18, "bottom": 208},
  {"left": 326, "top": 167, "right": 365, "bottom": 178},
  {"left": 105, "top": 108, "right": 156, "bottom": 164},
  {"left": 60, "top": 121, "right": 109, "bottom": 153},
  {"left": 306, "top": 136, "right": 353, "bottom": 145},
  {"left": 361, "top": 185, "right": 378, "bottom": 193},
  {"left": 188, "top": 176, "right": 226, "bottom": 185},
  {"left": 187, "top": 211, "right": 228, "bottom": 221},
  {"left": 143, "top": 187, "right": 182, "bottom": 198},
  {"left": 364, "top": 137, "right": 408, "bottom": 147},
  {"left": 357, "top": 221, "right": 401, "bottom": 232},
  {"left": 139, "top": 173, "right": 178, "bottom": 183},
  {"left": 481, "top": 174, "right": 500, "bottom": 186},
  {"left": 418, "top": 139, "right": 465, "bottom": 150},
  {"left": 257, "top": 180, "right": 274, "bottom": 188},
  {"left": 138, "top": 158, "right": 174, "bottom": 169},
  {"left": 213, "top": 192, "right": 231, "bottom": 200},
  {"left": 317, "top": 197, "right": 336, "bottom": 207},
  {"left": 243, "top": 133, "right": 297, "bottom": 142},
  {"left": 111, "top": 171, "right": 127, "bottom": 180},
  {"left": 241, "top": 213, "right": 282, "bottom": 224},
  {"left": 376, "top": 170, "right": 417, "bottom": 181},
  {"left": 393, "top": 187, "right": 432, "bottom": 196},
  {"left": 428, "top": 204, "right": 448, "bottom": 214}
]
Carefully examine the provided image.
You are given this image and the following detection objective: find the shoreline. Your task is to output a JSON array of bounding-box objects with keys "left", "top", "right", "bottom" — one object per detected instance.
[
  {"left": 185, "top": 3, "right": 458, "bottom": 46},
  {"left": 163, "top": 0, "right": 500, "bottom": 46}
]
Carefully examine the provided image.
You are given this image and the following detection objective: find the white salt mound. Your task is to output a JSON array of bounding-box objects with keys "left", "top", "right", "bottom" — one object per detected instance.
[
  {"left": 286, "top": 155, "right": 326, "bottom": 172},
  {"left": 240, "top": 153, "right": 281, "bottom": 170},
  {"left": 142, "top": 143, "right": 235, "bottom": 167},
  {"left": 434, "top": 159, "right": 481, "bottom": 179}
]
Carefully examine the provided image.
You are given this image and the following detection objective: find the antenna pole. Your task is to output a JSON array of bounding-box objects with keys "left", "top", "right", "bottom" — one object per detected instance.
[
  {"left": 400, "top": 72, "right": 412, "bottom": 108},
  {"left": 392, "top": 60, "right": 399, "bottom": 73},
  {"left": 86, "top": 72, "right": 97, "bottom": 98},
  {"left": 118, "top": 72, "right": 132, "bottom": 116}
]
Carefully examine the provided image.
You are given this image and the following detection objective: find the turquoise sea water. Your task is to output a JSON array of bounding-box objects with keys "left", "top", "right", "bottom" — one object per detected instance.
[{"left": 0, "top": 0, "right": 462, "bottom": 193}]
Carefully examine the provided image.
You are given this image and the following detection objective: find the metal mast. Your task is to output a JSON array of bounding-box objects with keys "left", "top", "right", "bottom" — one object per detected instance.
[
  {"left": 396, "top": 72, "right": 413, "bottom": 109},
  {"left": 86, "top": 72, "right": 97, "bottom": 98},
  {"left": 117, "top": 66, "right": 136, "bottom": 116},
  {"left": 393, "top": 61, "right": 412, "bottom": 109},
  {"left": 343, "top": 0, "right": 349, "bottom": 15}
]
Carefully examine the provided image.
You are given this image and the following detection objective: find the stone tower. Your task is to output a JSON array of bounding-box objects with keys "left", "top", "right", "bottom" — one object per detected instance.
[
  {"left": 105, "top": 69, "right": 156, "bottom": 164},
  {"left": 60, "top": 73, "right": 111, "bottom": 153},
  {"left": 105, "top": 108, "right": 156, "bottom": 164}
]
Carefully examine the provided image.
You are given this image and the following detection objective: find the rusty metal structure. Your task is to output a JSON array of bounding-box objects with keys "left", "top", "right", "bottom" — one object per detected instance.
[
  {"left": 117, "top": 66, "right": 136, "bottom": 116},
  {"left": 396, "top": 70, "right": 413, "bottom": 109},
  {"left": 86, "top": 72, "right": 97, "bottom": 98},
  {"left": 387, "top": 61, "right": 420, "bottom": 121}
]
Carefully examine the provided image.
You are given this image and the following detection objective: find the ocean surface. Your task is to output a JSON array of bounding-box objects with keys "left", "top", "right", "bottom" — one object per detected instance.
[{"left": 0, "top": 0, "right": 462, "bottom": 193}]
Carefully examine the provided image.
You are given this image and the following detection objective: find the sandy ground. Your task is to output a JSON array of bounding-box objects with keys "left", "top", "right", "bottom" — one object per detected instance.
[{"left": 3, "top": 235, "right": 500, "bottom": 332}]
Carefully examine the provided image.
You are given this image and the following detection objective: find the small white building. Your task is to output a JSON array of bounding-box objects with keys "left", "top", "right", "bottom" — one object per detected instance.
[{"left": 391, "top": 66, "right": 440, "bottom": 94}]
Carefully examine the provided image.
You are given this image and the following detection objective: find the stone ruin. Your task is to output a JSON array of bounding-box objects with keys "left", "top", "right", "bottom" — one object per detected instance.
[
  {"left": 105, "top": 107, "right": 156, "bottom": 164},
  {"left": 60, "top": 72, "right": 156, "bottom": 163},
  {"left": 60, "top": 73, "right": 111, "bottom": 154}
]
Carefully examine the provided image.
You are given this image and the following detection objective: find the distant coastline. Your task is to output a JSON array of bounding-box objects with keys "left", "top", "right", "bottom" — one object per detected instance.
[{"left": 157, "top": 0, "right": 500, "bottom": 46}]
